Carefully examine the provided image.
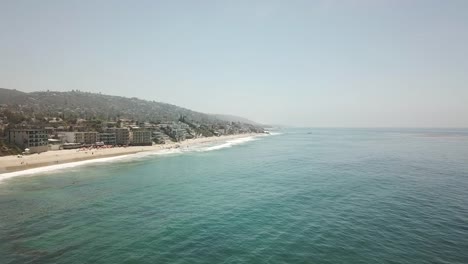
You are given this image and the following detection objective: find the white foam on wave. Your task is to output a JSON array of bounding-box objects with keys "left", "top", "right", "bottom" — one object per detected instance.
[
  {"left": 129, "top": 148, "right": 183, "bottom": 158},
  {"left": 0, "top": 148, "right": 187, "bottom": 182},
  {"left": 268, "top": 132, "right": 283, "bottom": 136},
  {"left": 0, "top": 135, "right": 266, "bottom": 182},
  {"left": 198, "top": 136, "right": 258, "bottom": 152},
  {"left": 0, "top": 154, "right": 133, "bottom": 182}
]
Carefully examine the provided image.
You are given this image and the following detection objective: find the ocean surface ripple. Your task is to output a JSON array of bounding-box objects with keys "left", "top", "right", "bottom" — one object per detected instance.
[{"left": 0, "top": 128, "right": 467, "bottom": 264}]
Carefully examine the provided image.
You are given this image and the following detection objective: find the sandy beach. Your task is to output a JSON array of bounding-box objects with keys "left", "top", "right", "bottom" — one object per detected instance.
[{"left": 0, "top": 133, "right": 259, "bottom": 174}]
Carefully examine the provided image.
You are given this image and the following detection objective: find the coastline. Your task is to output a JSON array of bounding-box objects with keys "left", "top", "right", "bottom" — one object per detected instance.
[{"left": 0, "top": 133, "right": 260, "bottom": 176}]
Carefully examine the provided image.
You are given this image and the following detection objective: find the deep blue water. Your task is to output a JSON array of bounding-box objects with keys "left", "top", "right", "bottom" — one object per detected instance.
[{"left": 0, "top": 128, "right": 467, "bottom": 264}]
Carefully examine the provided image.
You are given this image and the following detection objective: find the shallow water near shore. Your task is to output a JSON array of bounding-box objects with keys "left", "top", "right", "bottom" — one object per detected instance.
[
  {"left": 1, "top": 128, "right": 467, "bottom": 264},
  {"left": 0, "top": 135, "right": 260, "bottom": 182}
]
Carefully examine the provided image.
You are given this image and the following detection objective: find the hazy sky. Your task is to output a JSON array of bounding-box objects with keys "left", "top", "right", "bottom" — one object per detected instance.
[{"left": 1, "top": 0, "right": 467, "bottom": 127}]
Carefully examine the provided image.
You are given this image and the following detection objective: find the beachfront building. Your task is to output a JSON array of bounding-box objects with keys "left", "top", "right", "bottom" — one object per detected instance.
[
  {"left": 7, "top": 129, "right": 48, "bottom": 153},
  {"left": 75, "top": 132, "right": 98, "bottom": 145},
  {"left": 59, "top": 131, "right": 99, "bottom": 145},
  {"left": 58, "top": 132, "right": 76, "bottom": 143},
  {"left": 152, "top": 131, "right": 169, "bottom": 144},
  {"left": 173, "top": 128, "right": 187, "bottom": 141},
  {"left": 118, "top": 118, "right": 135, "bottom": 128},
  {"left": 105, "top": 128, "right": 129, "bottom": 145},
  {"left": 130, "top": 129, "right": 152, "bottom": 146},
  {"left": 98, "top": 133, "right": 116, "bottom": 146},
  {"left": 157, "top": 122, "right": 191, "bottom": 142}
]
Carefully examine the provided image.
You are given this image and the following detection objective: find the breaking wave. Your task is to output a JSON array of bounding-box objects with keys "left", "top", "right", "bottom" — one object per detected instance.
[
  {"left": 0, "top": 135, "right": 266, "bottom": 182},
  {"left": 198, "top": 136, "right": 258, "bottom": 152}
]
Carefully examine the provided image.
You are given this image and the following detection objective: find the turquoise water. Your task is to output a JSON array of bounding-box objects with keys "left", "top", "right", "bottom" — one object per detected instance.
[{"left": 1, "top": 129, "right": 468, "bottom": 264}]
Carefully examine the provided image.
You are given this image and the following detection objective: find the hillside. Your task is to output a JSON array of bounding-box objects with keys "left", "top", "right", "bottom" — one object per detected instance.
[
  {"left": 212, "top": 114, "right": 262, "bottom": 126},
  {"left": 0, "top": 88, "right": 259, "bottom": 127}
]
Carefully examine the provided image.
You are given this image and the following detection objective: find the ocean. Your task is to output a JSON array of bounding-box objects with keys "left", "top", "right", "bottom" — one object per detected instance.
[{"left": 0, "top": 128, "right": 467, "bottom": 264}]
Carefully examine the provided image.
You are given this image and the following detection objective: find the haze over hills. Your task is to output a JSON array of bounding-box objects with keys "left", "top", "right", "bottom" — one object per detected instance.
[
  {"left": 211, "top": 114, "right": 263, "bottom": 126},
  {"left": 0, "top": 88, "right": 261, "bottom": 127}
]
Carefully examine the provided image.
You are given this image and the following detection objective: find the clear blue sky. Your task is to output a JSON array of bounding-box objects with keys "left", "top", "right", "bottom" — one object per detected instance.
[{"left": 1, "top": 0, "right": 467, "bottom": 127}]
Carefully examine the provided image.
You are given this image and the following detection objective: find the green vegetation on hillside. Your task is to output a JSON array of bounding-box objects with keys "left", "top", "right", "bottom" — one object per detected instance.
[{"left": 0, "top": 88, "right": 262, "bottom": 127}]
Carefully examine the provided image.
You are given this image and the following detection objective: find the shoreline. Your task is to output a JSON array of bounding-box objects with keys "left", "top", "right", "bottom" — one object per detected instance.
[{"left": 0, "top": 133, "right": 260, "bottom": 176}]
